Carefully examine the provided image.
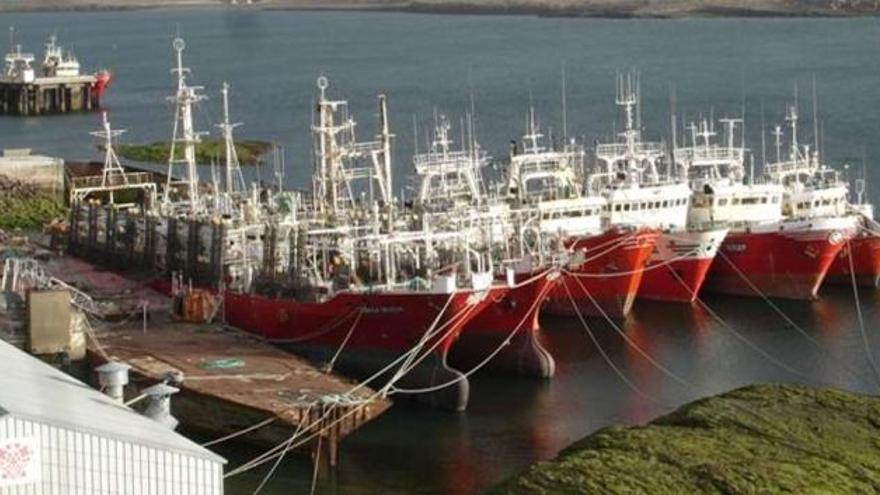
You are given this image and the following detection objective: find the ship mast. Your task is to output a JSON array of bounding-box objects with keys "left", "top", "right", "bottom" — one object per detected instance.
[
  {"left": 311, "top": 77, "right": 394, "bottom": 216},
  {"left": 523, "top": 106, "right": 544, "bottom": 155},
  {"left": 615, "top": 71, "right": 640, "bottom": 177},
  {"left": 163, "top": 37, "right": 207, "bottom": 213},
  {"left": 377, "top": 94, "right": 393, "bottom": 206},
  {"left": 772, "top": 124, "right": 783, "bottom": 163},
  {"left": 312, "top": 76, "right": 340, "bottom": 215},
  {"left": 785, "top": 104, "right": 799, "bottom": 162},
  {"left": 90, "top": 111, "right": 128, "bottom": 189},
  {"left": 217, "top": 82, "right": 244, "bottom": 194}
]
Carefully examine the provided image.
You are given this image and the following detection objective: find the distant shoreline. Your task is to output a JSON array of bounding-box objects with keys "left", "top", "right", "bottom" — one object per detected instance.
[{"left": 1, "top": 1, "right": 878, "bottom": 18}]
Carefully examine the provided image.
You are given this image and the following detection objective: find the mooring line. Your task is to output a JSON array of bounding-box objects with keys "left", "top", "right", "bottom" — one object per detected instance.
[
  {"left": 846, "top": 241, "right": 880, "bottom": 390},
  {"left": 716, "top": 250, "right": 872, "bottom": 387}
]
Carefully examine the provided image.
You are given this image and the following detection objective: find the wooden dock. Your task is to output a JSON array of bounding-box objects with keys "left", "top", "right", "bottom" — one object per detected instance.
[
  {"left": 88, "top": 318, "right": 391, "bottom": 463},
  {"left": 38, "top": 253, "right": 392, "bottom": 465}
]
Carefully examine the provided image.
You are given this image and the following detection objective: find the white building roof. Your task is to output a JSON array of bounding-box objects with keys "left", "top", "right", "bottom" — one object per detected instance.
[{"left": 0, "top": 339, "right": 225, "bottom": 464}]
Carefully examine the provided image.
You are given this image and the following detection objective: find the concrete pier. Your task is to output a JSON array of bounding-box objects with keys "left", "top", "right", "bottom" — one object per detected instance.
[{"left": 0, "top": 76, "right": 98, "bottom": 115}]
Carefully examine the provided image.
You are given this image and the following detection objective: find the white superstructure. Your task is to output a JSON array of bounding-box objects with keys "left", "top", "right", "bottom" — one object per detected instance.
[
  {"left": 680, "top": 118, "right": 785, "bottom": 231},
  {"left": 41, "top": 35, "right": 81, "bottom": 78},
  {"left": 506, "top": 108, "right": 605, "bottom": 239},
  {"left": 2, "top": 44, "right": 35, "bottom": 83},
  {"left": 590, "top": 72, "right": 690, "bottom": 230}
]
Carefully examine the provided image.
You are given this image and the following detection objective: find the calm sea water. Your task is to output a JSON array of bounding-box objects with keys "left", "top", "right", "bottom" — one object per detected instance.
[{"left": 2, "top": 9, "right": 880, "bottom": 494}]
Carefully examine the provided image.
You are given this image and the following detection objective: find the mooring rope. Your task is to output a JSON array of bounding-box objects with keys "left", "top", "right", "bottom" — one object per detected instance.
[
  {"left": 846, "top": 241, "right": 880, "bottom": 390},
  {"left": 716, "top": 249, "right": 871, "bottom": 386},
  {"left": 201, "top": 417, "right": 278, "bottom": 447},
  {"left": 564, "top": 270, "right": 690, "bottom": 388},
  {"left": 559, "top": 277, "right": 665, "bottom": 406},
  {"left": 563, "top": 262, "right": 858, "bottom": 462},
  {"left": 391, "top": 271, "right": 556, "bottom": 394},
  {"left": 250, "top": 402, "right": 316, "bottom": 495},
  {"left": 563, "top": 246, "right": 700, "bottom": 279},
  {"left": 324, "top": 309, "right": 364, "bottom": 373},
  {"left": 666, "top": 265, "right": 811, "bottom": 380}
]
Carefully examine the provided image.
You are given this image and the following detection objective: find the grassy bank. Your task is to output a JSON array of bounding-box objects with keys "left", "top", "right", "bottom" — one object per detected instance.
[
  {"left": 490, "top": 384, "right": 880, "bottom": 494},
  {"left": 0, "top": 175, "right": 67, "bottom": 230},
  {"left": 0, "top": 196, "right": 67, "bottom": 231},
  {"left": 113, "top": 140, "right": 272, "bottom": 166}
]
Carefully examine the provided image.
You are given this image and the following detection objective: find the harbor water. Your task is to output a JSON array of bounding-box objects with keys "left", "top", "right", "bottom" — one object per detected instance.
[{"left": 2, "top": 9, "right": 880, "bottom": 494}]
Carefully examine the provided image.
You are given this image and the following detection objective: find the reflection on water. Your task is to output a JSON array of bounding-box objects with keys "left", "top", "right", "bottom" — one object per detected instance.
[
  {"left": 225, "top": 288, "right": 877, "bottom": 494},
  {"left": 220, "top": 287, "right": 880, "bottom": 494}
]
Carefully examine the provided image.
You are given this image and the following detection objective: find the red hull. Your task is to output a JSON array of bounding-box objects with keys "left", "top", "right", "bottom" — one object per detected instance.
[
  {"left": 225, "top": 289, "right": 487, "bottom": 355},
  {"left": 450, "top": 270, "right": 558, "bottom": 378},
  {"left": 92, "top": 70, "right": 112, "bottom": 103},
  {"left": 544, "top": 228, "right": 659, "bottom": 319},
  {"left": 825, "top": 233, "right": 880, "bottom": 288},
  {"left": 224, "top": 288, "right": 500, "bottom": 411},
  {"left": 705, "top": 230, "right": 847, "bottom": 300},
  {"left": 637, "top": 229, "right": 727, "bottom": 303},
  {"left": 638, "top": 257, "right": 715, "bottom": 303}
]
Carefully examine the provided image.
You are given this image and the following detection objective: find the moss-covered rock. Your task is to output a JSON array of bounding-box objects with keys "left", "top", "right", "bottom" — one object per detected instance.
[
  {"left": 112, "top": 139, "right": 272, "bottom": 166},
  {"left": 490, "top": 384, "right": 880, "bottom": 495}
]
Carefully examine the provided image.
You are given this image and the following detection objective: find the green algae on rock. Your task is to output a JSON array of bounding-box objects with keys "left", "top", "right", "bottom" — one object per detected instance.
[
  {"left": 111, "top": 139, "right": 272, "bottom": 166},
  {"left": 490, "top": 384, "right": 880, "bottom": 494}
]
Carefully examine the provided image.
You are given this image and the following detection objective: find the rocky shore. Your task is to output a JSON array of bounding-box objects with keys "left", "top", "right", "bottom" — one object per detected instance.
[
  {"left": 2, "top": 0, "right": 878, "bottom": 17},
  {"left": 490, "top": 384, "right": 880, "bottom": 494}
]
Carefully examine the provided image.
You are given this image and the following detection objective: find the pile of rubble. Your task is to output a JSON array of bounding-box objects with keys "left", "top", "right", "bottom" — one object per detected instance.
[{"left": 0, "top": 174, "right": 40, "bottom": 200}]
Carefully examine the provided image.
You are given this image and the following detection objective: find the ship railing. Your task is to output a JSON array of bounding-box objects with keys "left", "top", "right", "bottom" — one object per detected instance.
[
  {"left": 347, "top": 140, "right": 383, "bottom": 155},
  {"left": 674, "top": 147, "right": 744, "bottom": 164},
  {"left": 69, "top": 171, "right": 155, "bottom": 189},
  {"left": 765, "top": 159, "right": 815, "bottom": 178},
  {"left": 413, "top": 158, "right": 485, "bottom": 174},
  {"left": 517, "top": 159, "right": 577, "bottom": 177},
  {"left": 595, "top": 142, "right": 665, "bottom": 160}
]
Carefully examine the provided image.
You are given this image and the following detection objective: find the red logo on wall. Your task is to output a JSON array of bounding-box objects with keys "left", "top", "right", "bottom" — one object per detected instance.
[{"left": 0, "top": 443, "right": 33, "bottom": 480}]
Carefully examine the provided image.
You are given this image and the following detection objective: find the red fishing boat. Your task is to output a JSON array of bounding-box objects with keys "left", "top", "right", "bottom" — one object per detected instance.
[
  {"left": 679, "top": 108, "right": 859, "bottom": 300},
  {"left": 225, "top": 280, "right": 503, "bottom": 411},
  {"left": 450, "top": 267, "right": 558, "bottom": 379},
  {"left": 92, "top": 69, "right": 113, "bottom": 102},
  {"left": 544, "top": 227, "right": 659, "bottom": 318},
  {"left": 825, "top": 223, "right": 880, "bottom": 288},
  {"left": 705, "top": 219, "right": 852, "bottom": 299},
  {"left": 582, "top": 72, "right": 698, "bottom": 309},
  {"left": 638, "top": 228, "right": 728, "bottom": 303}
]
